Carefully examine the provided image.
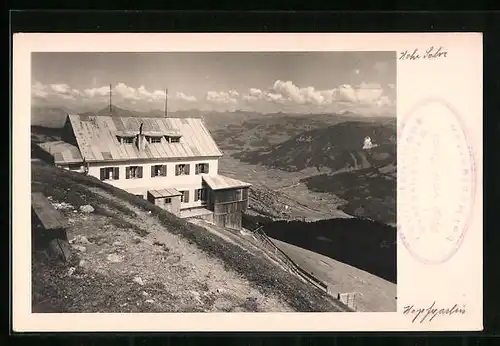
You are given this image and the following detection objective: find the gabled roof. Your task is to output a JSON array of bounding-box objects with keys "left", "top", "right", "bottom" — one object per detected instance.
[
  {"left": 203, "top": 175, "right": 252, "bottom": 191},
  {"left": 38, "top": 140, "right": 84, "bottom": 165},
  {"left": 68, "top": 114, "right": 223, "bottom": 162}
]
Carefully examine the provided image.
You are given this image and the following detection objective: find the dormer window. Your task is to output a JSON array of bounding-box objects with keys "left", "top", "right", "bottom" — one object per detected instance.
[
  {"left": 165, "top": 135, "right": 182, "bottom": 143},
  {"left": 116, "top": 135, "right": 135, "bottom": 144},
  {"left": 146, "top": 135, "right": 162, "bottom": 144}
]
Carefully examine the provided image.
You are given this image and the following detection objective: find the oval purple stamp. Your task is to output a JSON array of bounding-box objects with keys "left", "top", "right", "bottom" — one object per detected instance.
[{"left": 397, "top": 97, "right": 477, "bottom": 265}]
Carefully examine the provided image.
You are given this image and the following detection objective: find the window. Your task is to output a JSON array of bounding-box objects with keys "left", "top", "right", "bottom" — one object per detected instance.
[
  {"left": 236, "top": 188, "right": 243, "bottom": 201},
  {"left": 100, "top": 167, "right": 119, "bottom": 181},
  {"left": 180, "top": 190, "right": 190, "bottom": 203},
  {"left": 164, "top": 197, "right": 172, "bottom": 204},
  {"left": 151, "top": 164, "right": 167, "bottom": 177},
  {"left": 195, "top": 163, "right": 209, "bottom": 174},
  {"left": 116, "top": 135, "right": 135, "bottom": 144},
  {"left": 195, "top": 188, "right": 207, "bottom": 202},
  {"left": 126, "top": 166, "right": 143, "bottom": 179},
  {"left": 165, "top": 135, "right": 182, "bottom": 143},
  {"left": 147, "top": 136, "right": 162, "bottom": 144},
  {"left": 175, "top": 164, "right": 190, "bottom": 176}
]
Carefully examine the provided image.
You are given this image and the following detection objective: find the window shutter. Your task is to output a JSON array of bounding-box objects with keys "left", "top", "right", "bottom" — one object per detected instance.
[
  {"left": 100, "top": 168, "right": 105, "bottom": 180},
  {"left": 205, "top": 163, "right": 209, "bottom": 173},
  {"left": 162, "top": 165, "right": 167, "bottom": 176},
  {"left": 126, "top": 167, "right": 130, "bottom": 179},
  {"left": 185, "top": 191, "right": 190, "bottom": 203},
  {"left": 151, "top": 165, "right": 155, "bottom": 177},
  {"left": 113, "top": 167, "right": 119, "bottom": 180},
  {"left": 175, "top": 165, "right": 179, "bottom": 176},
  {"left": 195, "top": 164, "right": 199, "bottom": 175},
  {"left": 186, "top": 164, "right": 190, "bottom": 175},
  {"left": 138, "top": 166, "right": 143, "bottom": 178}
]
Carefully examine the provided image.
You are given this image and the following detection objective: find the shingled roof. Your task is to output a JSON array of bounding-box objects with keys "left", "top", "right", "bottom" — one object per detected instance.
[{"left": 67, "top": 114, "right": 223, "bottom": 162}]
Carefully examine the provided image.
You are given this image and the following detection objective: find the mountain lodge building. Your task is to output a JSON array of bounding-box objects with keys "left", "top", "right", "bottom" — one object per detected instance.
[{"left": 37, "top": 114, "right": 251, "bottom": 230}]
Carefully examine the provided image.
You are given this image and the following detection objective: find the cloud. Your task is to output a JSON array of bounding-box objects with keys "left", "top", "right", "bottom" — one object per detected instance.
[
  {"left": 239, "top": 80, "right": 392, "bottom": 112},
  {"left": 50, "top": 83, "right": 71, "bottom": 94},
  {"left": 83, "top": 86, "right": 109, "bottom": 98},
  {"left": 32, "top": 82, "right": 82, "bottom": 100},
  {"left": 32, "top": 81, "right": 49, "bottom": 98},
  {"left": 175, "top": 91, "right": 197, "bottom": 102},
  {"left": 271, "top": 80, "right": 326, "bottom": 105},
  {"left": 32, "top": 81, "right": 198, "bottom": 111},
  {"left": 31, "top": 79, "right": 393, "bottom": 114},
  {"left": 206, "top": 91, "right": 238, "bottom": 104}
]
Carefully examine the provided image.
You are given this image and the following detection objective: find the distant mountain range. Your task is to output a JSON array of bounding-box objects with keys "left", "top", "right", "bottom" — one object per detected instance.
[
  {"left": 232, "top": 120, "right": 397, "bottom": 224},
  {"left": 233, "top": 120, "right": 397, "bottom": 172},
  {"left": 31, "top": 105, "right": 395, "bottom": 129}
]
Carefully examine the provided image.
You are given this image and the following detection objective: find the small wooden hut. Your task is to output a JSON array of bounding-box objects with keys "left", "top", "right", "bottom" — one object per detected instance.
[{"left": 147, "top": 188, "right": 182, "bottom": 215}]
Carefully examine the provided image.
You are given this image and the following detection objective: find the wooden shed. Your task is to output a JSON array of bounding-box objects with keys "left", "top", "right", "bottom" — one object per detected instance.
[
  {"left": 147, "top": 188, "right": 182, "bottom": 216},
  {"left": 202, "top": 175, "right": 251, "bottom": 230},
  {"left": 31, "top": 192, "right": 69, "bottom": 249}
]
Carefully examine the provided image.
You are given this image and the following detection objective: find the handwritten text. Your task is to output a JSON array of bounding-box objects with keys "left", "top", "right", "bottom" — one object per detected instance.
[
  {"left": 403, "top": 301, "right": 466, "bottom": 323},
  {"left": 399, "top": 46, "right": 448, "bottom": 61}
]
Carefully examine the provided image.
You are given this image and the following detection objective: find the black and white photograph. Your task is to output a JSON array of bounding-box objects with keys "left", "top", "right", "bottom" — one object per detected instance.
[
  {"left": 13, "top": 32, "right": 482, "bottom": 332},
  {"left": 30, "top": 51, "right": 397, "bottom": 313}
]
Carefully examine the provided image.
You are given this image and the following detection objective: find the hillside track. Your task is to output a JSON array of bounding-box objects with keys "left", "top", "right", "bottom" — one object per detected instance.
[{"left": 31, "top": 161, "right": 350, "bottom": 313}]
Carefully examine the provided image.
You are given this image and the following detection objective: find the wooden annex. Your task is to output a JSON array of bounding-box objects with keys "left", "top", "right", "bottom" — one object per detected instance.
[{"left": 203, "top": 175, "right": 251, "bottom": 230}]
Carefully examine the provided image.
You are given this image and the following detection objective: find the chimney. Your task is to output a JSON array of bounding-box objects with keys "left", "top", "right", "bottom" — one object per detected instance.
[{"left": 137, "top": 123, "right": 145, "bottom": 151}]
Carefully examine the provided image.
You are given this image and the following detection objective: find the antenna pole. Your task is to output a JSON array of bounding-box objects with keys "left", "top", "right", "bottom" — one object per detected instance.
[
  {"left": 164, "top": 88, "right": 168, "bottom": 118},
  {"left": 109, "top": 84, "right": 112, "bottom": 115}
]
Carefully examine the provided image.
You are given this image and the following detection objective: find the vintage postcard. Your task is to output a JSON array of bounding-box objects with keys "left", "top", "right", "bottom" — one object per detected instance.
[{"left": 12, "top": 33, "right": 482, "bottom": 331}]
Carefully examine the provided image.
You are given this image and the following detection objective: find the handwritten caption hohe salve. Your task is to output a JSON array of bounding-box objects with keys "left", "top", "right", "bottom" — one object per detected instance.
[
  {"left": 399, "top": 46, "right": 448, "bottom": 60},
  {"left": 403, "top": 301, "right": 466, "bottom": 323}
]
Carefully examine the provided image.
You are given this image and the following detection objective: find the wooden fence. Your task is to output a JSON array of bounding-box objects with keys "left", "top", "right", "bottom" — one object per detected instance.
[
  {"left": 251, "top": 226, "right": 329, "bottom": 292},
  {"left": 250, "top": 226, "right": 358, "bottom": 310}
]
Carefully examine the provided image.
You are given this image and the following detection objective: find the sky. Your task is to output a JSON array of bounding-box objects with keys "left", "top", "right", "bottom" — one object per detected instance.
[{"left": 31, "top": 52, "right": 397, "bottom": 115}]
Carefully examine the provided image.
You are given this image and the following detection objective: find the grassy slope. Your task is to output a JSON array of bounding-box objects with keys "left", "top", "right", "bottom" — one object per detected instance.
[
  {"left": 242, "top": 215, "right": 397, "bottom": 284},
  {"left": 270, "top": 238, "right": 396, "bottom": 312},
  {"left": 31, "top": 160, "right": 350, "bottom": 313}
]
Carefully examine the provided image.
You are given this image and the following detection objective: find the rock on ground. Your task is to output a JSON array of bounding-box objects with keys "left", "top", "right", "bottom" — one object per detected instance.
[{"left": 79, "top": 205, "right": 95, "bottom": 213}]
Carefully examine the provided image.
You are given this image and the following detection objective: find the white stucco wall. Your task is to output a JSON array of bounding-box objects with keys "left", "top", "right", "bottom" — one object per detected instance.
[{"left": 87, "top": 158, "right": 219, "bottom": 209}]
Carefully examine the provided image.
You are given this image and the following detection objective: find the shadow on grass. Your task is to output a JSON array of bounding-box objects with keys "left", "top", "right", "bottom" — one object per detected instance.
[{"left": 243, "top": 214, "right": 397, "bottom": 284}]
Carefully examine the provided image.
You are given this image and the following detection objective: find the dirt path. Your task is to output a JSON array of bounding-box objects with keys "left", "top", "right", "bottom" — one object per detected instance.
[{"left": 69, "top": 187, "right": 294, "bottom": 312}]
